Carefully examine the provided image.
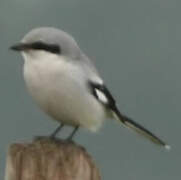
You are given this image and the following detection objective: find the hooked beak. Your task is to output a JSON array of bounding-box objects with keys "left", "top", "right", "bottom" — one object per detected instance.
[{"left": 10, "top": 43, "right": 30, "bottom": 51}]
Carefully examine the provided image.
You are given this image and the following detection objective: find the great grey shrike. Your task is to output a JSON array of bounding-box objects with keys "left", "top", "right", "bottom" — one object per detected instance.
[{"left": 10, "top": 27, "right": 170, "bottom": 149}]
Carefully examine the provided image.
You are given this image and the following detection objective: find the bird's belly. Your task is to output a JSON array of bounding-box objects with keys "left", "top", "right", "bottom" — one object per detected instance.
[{"left": 23, "top": 60, "right": 106, "bottom": 131}]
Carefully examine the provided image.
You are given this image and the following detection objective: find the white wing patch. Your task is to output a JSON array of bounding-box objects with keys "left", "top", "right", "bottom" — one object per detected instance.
[{"left": 95, "top": 89, "right": 108, "bottom": 104}]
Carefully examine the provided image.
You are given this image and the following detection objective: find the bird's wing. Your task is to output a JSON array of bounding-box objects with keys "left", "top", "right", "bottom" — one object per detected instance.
[{"left": 88, "top": 81, "right": 169, "bottom": 149}]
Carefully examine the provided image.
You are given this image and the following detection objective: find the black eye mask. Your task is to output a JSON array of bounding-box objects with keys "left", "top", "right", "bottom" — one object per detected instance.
[{"left": 29, "top": 41, "right": 61, "bottom": 54}]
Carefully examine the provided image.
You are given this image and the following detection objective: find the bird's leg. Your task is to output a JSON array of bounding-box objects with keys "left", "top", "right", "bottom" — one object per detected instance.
[
  {"left": 50, "top": 123, "right": 64, "bottom": 138},
  {"left": 67, "top": 126, "right": 79, "bottom": 141}
]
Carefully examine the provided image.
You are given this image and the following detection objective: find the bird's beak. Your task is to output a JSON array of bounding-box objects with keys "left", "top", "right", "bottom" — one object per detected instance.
[{"left": 10, "top": 43, "right": 29, "bottom": 51}]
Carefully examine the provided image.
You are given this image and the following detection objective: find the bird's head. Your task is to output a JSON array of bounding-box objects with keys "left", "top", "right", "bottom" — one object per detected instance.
[{"left": 10, "top": 27, "right": 81, "bottom": 61}]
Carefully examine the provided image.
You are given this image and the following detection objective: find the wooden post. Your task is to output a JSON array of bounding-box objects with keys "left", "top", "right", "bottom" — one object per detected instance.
[{"left": 4, "top": 137, "right": 101, "bottom": 180}]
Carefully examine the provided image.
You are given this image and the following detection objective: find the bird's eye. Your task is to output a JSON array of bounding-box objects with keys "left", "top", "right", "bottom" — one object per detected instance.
[{"left": 30, "top": 41, "right": 61, "bottom": 54}]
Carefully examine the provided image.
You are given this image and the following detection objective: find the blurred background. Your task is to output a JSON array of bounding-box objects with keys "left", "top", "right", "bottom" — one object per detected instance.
[{"left": 0, "top": 0, "right": 180, "bottom": 179}]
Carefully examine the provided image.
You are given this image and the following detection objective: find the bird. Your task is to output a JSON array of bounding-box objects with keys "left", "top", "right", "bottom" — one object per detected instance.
[{"left": 10, "top": 27, "right": 170, "bottom": 149}]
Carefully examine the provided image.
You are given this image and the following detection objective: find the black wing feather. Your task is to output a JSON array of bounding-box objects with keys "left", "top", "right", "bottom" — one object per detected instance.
[
  {"left": 88, "top": 81, "right": 116, "bottom": 109},
  {"left": 88, "top": 81, "right": 169, "bottom": 148}
]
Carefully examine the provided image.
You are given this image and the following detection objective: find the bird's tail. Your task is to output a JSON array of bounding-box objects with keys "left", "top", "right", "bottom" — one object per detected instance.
[{"left": 113, "top": 108, "right": 170, "bottom": 150}]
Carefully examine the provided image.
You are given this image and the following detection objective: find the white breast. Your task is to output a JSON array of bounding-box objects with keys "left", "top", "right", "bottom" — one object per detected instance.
[{"left": 23, "top": 51, "right": 106, "bottom": 131}]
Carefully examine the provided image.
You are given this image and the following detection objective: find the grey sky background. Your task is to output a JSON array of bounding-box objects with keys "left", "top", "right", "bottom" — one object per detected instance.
[{"left": 0, "top": 0, "right": 180, "bottom": 179}]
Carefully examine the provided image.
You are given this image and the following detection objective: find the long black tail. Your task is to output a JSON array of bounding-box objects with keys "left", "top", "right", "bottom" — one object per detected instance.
[{"left": 113, "top": 108, "right": 170, "bottom": 150}]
